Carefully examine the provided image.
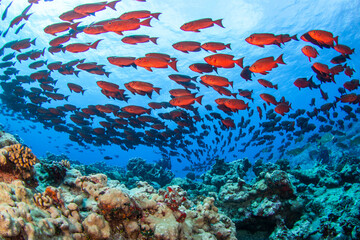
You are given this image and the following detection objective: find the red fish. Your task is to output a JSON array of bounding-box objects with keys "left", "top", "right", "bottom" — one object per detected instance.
[
  {"left": 45, "top": 92, "right": 69, "bottom": 101},
  {"left": 221, "top": 118, "right": 235, "bottom": 129},
  {"left": 48, "top": 46, "right": 66, "bottom": 55},
  {"left": 320, "top": 88, "right": 328, "bottom": 100},
  {"left": 47, "top": 61, "right": 63, "bottom": 71},
  {"left": 238, "top": 89, "right": 253, "bottom": 101},
  {"left": 172, "top": 41, "right": 201, "bottom": 53},
  {"left": 312, "top": 62, "right": 331, "bottom": 75},
  {"left": 258, "top": 79, "right": 278, "bottom": 89},
  {"left": 107, "top": 56, "right": 136, "bottom": 68},
  {"left": 103, "top": 18, "right": 152, "bottom": 34},
  {"left": 97, "top": 81, "right": 119, "bottom": 92},
  {"left": 168, "top": 74, "right": 197, "bottom": 83},
  {"left": 293, "top": 77, "right": 318, "bottom": 90},
  {"left": 257, "top": 106, "right": 262, "bottom": 119},
  {"left": 83, "top": 22, "right": 110, "bottom": 35},
  {"left": 260, "top": 93, "right": 278, "bottom": 105},
  {"left": 148, "top": 102, "right": 164, "bottom": 110},
  {"left": 74, "top": 1, "right": 120, "bottom": 15},
  {"left": 59, "top": 10, "right": 87, "bottom": 22},
  {"left": 249, "top": 54, "right": 285, "bottom": 75},
  {"left": 44, "top": 22, "right": 79, "bottom": 36},
  {"left": 180, "top": 18, "right": 224, "bottom": 32},
  {"left": 10, "top": 13, "right": 32, "bottom": 28},
  {"left": 211, "top": 86, "right": 237, "bottom": 98},
  {"left": 306, "top": 30, "right": 338, "bottom": 47},
  {"left": 224, "top": 99, "right": 249, "bottom": 111},
  {"left": 275, "top": 102, "right": 292, "bottom": 116},
  {"left": 122, "top": 105, "right": 151, "bottom": 115},
  {"left": 11, "top": 38, "right": 36, "bottom": 52},
  {"left": 343, "top": 79, "right": 359, "bottom": 91},
  {"left": 169, "top": 94, "right": 203, "bottom": 107},
  {"left": 68, "top": 83, "right": 85, "bottom": 94},
  {"left": 334, "top": 44, "right": 355, "bottom": 56},
  {"left": 65, "top": 40, "right": 102, "bottom": 53},
  {"left": 30, "top": 70, "right": 50, "bottom": 80},
  {"left": 76, "top": 62, "right": 104, "bottom": 71},
  {"left": 335, "top": 93, "right": 358, "bottom": 103},
  {"left": 189, "top": 63, "right": 217, "bottom": 74},
  {"left": 200, "top": 75, "right": 233, "bottom": 88},
  {"left": 49, "top": 33, "right": 77, "bottom": 47},
  {"left": 204, "top": 54, "right": 243, "bottom": 68},
  {"left": 301, "top": 45, "right": 319, "bottom": 62},
  {"left": 245, "top": 33, "right": 282, "bottom": 48},
  {"left": 119, "top": 10, "right": 161, "bottom": 20},
  {"left": 169, "top": 89, "right": 193, "bottom": 97},
  {"left": 344, "top": 66, "right": 355, "bottom": 77},
  {"left": 122, "top": 35, "right": 158, "bottom": 45},
  {"left": 145, "top": 53, "right": 176, "bottom": 62},
  {"left": 127, "top": 81, "right": 161, "bottom": 97},
  {"left": 134, "top": 56, "right": 178, "bottom": 72},
  {"left": 201, "top": 42, "right": 231, "bottom": 53}
]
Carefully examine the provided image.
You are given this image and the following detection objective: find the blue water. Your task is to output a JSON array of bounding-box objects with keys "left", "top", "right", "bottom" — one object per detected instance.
[{"left": 0, "top": 0, "right": 359, "bottom": 177}]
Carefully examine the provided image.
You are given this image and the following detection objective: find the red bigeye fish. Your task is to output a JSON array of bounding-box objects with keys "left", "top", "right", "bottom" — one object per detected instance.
[
  {"left": 334, "top": 44, "right": 355, "bottom": 56},
  {"left": 119, "top": 10, "right": 161, "bottom": 20},
  {"left": 65, "top": 39, "right": 102, "bottom": 53},
  {"left": 169, "top": 94, "right": 203, "bottom": 107},
  {"left": 44, "top": 22, "right": 80, "bottom": 36},
  {"left": 180, "top": 18, "right": 224, "bottom": 32},
  {"left": 305, "top": 30, "right": 338, "bottom": 47},
  {"left": 301, "top": 45, "right": 319, "bottom": 62},
  {"left": 204, "top": 54, "right": 243, "bottom": 68},
  {"left": 172, "top": 41, "right": 201, "bottom": 53},
  {"left": 68, "top": 83, "right": 85, "bottom": 95},
  {"left": 122, "top": 35, "right": 158, "bottom": 45},
  {"left": 258, "top": 79, "right": 278, "bottom": 89},
  {"left": 201, "top": 42, "right": 231, "bottom": 53},
  {"left": 134, "top": 56, "right": 178, "bottom": 72},
  {"left": 249, "top": 54, "right": 285, "bottom": 75},
  {"left": 73, "top": 1, "right": 120, "bottom": 15}
]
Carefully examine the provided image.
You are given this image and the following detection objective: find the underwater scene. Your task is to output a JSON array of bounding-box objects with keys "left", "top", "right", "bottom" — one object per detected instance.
[{"left": 0, "top": 0, "right": 360, "bottom": 239}]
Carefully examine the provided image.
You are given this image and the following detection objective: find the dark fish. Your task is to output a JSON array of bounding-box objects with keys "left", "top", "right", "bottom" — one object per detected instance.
[
  {"left": 2, "top": 1, "right": 13, "bottom": 21},
  {"left": 15, "top": 23, "right": 26, "bottom": 34}
]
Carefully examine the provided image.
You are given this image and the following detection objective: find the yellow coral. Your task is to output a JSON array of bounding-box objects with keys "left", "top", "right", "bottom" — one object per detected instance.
[{"left": 60, "top": 159, "right": 71, "bottom": 169}]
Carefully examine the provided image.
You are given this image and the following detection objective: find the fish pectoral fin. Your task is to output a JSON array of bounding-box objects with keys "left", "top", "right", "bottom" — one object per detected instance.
[{"left": 144, "top": 67, "right": 153, "bottom": 72}]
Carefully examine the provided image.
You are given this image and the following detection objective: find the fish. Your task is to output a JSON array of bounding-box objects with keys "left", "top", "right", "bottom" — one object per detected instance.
[
  {"left": 68, "top": 83, "right": 85, "bottom": 95},
  {"left": 119, "top": 10, "right": 161, "bottom": 20},
  {"left": 15, "top": 23, "right": 26, "bottom": 34},
  {"left": 223, "top": 99, "right": 249, "bottom": 111},
  {"left": 204, "top": 54, "right": 243, "bottom": 68},
  {"left": 44, "top": 22, "right": 80, "bottom": 36},
  {"left": 306, "top": 30, "right": 338, "bottom": 47},
  {"left": 189, "top": 63, "right": 217, "bottom": 74},
  {"left": 200, "top": 75, "right": 233, "bottom": 88},
  {"left": 65, "top": 39, "right": 102, "bottom": 53},
  {"left": 10, "top": 38, "right": 36, "bottom": 52},
  {"left": 59, "top": 10, "right": 87, "bottom": 22},
  {"left": 134, "top": 56, "right": 178, "bottom": 72},
  {"left": 107, "top": 56, "right": 136, "bottom": 68},
  {"left": 343, "top": 79, "right": 359, "bottom": 91},
  {"left": 260, "top": 93, "right": 278, "bottom": 105},
  {"left": 201, "top": 42, "right": 231, "bottom": 53},
  {"left": 172, "top": 41, "right": 201, "bottom": 53},
  {"left": 49, "top": 33, "right": 77, "bottom": 47},
  {"left": 121, "top": 35, "right": 158, "bottom": 45},
  {"left": 293, "top": 76, "right": 318, "bottom": 90},
  {"left": 121, "top": 105, "right": 151, "bottom": 115},
  {"left": 275, "top": 102, "right": 292, "bottom": 116},
  {"left": 180, "top": 18, "right": 224, "bottom": 32},
  {"left": 258, "top": 79, "right": 278, "bottom": 89},
  {"left": 73, "top": 1, "right": 120, "bottom": 15},
  {"left": 301, "top": 45, "right": 319, "bottom": 62},
  {"left": 103, "top": 18, "right": 152, "bottom": 34},
  {"left": 249, "top": 54, "right": 285, "bottom": 75},
  {"left": 245, "top": 33, "right": 283, "bottom": 48},
  {"left": 2, "top": 1, "right": 13, "bottom": 21},
  {"left": 168, "top": 74, "right": 197, "bottom": 83},
  {"left": 334, "top": 44, "right": 355, "bottom": 56},
  {"left": 169, "top": 94, "right": 203, "bottom": 107}
]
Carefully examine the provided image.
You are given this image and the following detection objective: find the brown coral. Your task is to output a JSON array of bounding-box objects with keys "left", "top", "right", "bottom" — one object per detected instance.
[{"left": 0, "top": 144, "right": 38, "bottom": 182}]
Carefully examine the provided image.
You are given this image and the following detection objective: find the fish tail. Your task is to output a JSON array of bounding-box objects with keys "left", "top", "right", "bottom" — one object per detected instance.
[
  {"left": 291, "top": 34, "right": 298, "bottom": 41},
  {"left": 214, "top": 19, "right": 224, "bottom": 28},
  {"left": 150, "top": 37, "right": 158, "bottom": 45},
  {"left": 151, "top": 13, "right": 161, "bottom": 20},
  {"left": 235, "top": 57, "right": 244, "bottom": 68},
  {"left": 226, "top": 43, "right": 231, "bottom": 50},
  {"left": 31, "top": 38, "right": 36, "bottom": 45},
  {"left": 54, "top": 88, "right": 59, "bottom": 93},
  {"left": 91, "top": 39, "right": 102, "bottom": 49},
  {"left": 229, "top": 81, "right": 233, "bottom": 88},
  {"left": 107, "top": 0, "right": 120, "bottom": 10},
  {"left": 147, "top": 92, "right": 152, "bottom": 99},
  {"left": 146, "top": 108, "right": 152, "bottom": 115},
  {"left": 154, "top": 87, "right": 161, "bottom": 95},
  {"left": 191, "top": 76, "right": 197, "bottom": 82},
  {"left": 274, "top": 84, "right": 278, "bottom": 90},
  {"left": 213, "top": 66, "right": 218, "bottom": 74},
  {"left": 74, "top": 71, "right": 80, "bottom": 77},
  {"left": 276, "top": 54, "right": 285, "bottom": 64},
  {"left": 334, "top": 36, "right": 339, "bottom": 45},
  {"left": 168, "top": 60, "right": 178, "bottom": 72},
  {"left": 70, "top": 22, "right": 80, "bottom": 30},
  {"left": 195, "top": 95, "right": 203, "bottom": 105},
  {"left": 105, "top": 72, "right": 111, "bottom": 78},
  {"left": 24, "top": 13, "right": 33, "bottom": 21},
  {"left": 231, "top": 93, "right": 237, "bottom": 98},
  {"left": 65, "top": 96, "right": 69, "bottom": 101},
  {"left": 140, "top": 18, "right": 152, "bottom": 27}
]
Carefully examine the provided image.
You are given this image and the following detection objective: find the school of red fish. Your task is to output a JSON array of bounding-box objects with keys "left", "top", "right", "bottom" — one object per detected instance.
[{"left": 0, "top": 0, "right": 358, "bottom": 164}]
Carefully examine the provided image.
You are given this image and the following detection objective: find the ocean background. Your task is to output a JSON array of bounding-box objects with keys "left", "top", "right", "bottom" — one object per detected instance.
[{"left": 0, "top": 0, "right": 359, "bottom": 178}]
